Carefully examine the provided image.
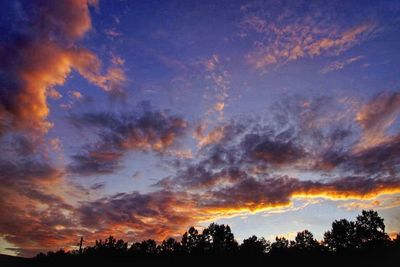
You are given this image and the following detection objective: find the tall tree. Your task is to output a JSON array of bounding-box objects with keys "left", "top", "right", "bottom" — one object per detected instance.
[
  {"left": 293, "top": 230, "right": 320, "bottom": 250},
  {"left": 202, "top": 223, "right": 238, "bottom": 253},
  {"left": 324, "top": 219, "right": 357, "bottom": 251},
  {"left": 355, "top": 210, "right": 389, "bottom": 247}
]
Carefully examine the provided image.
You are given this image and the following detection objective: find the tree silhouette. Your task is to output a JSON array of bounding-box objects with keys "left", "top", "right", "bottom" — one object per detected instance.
[
  {"left": 159, "top": 237, "right": 181, "bottom": 254},
  {"left": 85, "top": 236, "right": 128, "bottom": 256},
  {"left": 324, "top": 219, "right": 357, "bottom": 251},
  {"left": 202, "top": 223, "right": 238, "bottom": 254},
  {"left": 270, "top": 236, "right": 290, "bottom": 253},
  {"left": 355, "top": 210, "right": 389, "bottom": 248},
  {"left": 293, "top": 230, "right": 320, "bottom": 250},
  {"left": 129, "top": 239, "right": 157, "bottom": 254},
  {"left": 181, "top": 226, "right": 203, "bottom": 254},
  {"left": 240, "top": 235, "right": 270, "bottom": 255},
  {"left": 324, "top": 210, "right": 390, "bottom": 251}
]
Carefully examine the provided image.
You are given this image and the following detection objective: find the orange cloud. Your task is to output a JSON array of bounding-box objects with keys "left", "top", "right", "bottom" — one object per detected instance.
[
  {"left": 194, "top": 123, "right": 226, "bottom": 148},
  {"left": 0, "top": 0, "right": 125, "bottom": 256},
  {"left": 242, "top": 13, "right": 377, "bottom": 69},
  {"left": 0, "top": 0, "right": 124, "bottom": 135},
  {"left": 355, "top": 92, "right": 400, "bottom": 151}
]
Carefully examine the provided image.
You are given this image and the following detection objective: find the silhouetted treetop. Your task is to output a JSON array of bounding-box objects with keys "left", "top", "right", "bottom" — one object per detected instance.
[
  {"left": 293, "top": 230, "right": 320, "bottom": 250},
  {"left": 240, "top": 235, "right": 270, "bottom": 255},
  {"left": 324, "top": 210, "right": 390, "bottom": 251}
]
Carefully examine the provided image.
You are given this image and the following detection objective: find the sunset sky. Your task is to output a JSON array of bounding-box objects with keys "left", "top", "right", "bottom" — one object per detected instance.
[{"left": 1, "top": 0, "right": 400, "bottom": 257}]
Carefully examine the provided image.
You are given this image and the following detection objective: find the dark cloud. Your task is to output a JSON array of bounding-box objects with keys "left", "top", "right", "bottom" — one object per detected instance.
[
  {"left": 202, "top": 176, "right": 400, "bottom": 212},
  {"left": 0, "top": 156, "right": 75, "bottom": 257},
  {"left": 0, "top": 157, "right": 61, "bottom": 186},
  {"left": 346, "top": 135, "right": 400, "bottom": 175},
  {"left": 77, "top": 190, "right": 198, "bottom": 241},
  {"left": 68, "top": 151, "right": 124, "bottom": 176},
  {"left": 68, "top": 110, "right": 188, "bottom": 176},
  {"left": 242, "top": 133, "right": 306, "bottom": 165}
]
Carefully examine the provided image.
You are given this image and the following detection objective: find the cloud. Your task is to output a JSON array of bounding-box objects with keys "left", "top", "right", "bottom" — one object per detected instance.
[
  {"left": 74, "top": 94, "right": 399, "bottom": 251},
  {"left": 204, "top": 55, "right": 230, "bottom": 120},
  {"left": 104, "top": 28, "right": 123, "bottom": 39},
  {"left": 68, "top": 151, "right": 124, "bottom": 176},
  {"left": 338, "top": 194, "right": 400, "bottom": 211},
  {"left": 68, "top": 110, "right": 188, "bottom": 176},
  {"left": 321, "top": 56, "right": 364, "bottom": 74},
  {"left": 0, "top": 0, "right": 125, "bottom": 135},
  {"left": 69, "top": 90, "right": 83, "bottom": 100},
  {"left": 355, "top": 92, "right": 400, "bottom": 151},
  {"left": 34, "top": 0, "right": 97, "bottom": 40},
  {"left": 77, "top": 190, "right": 199, "bottom": 241},
  {"left": 3, "top": 92, "right": 400, "bottom": 256},
  {"left": 240, "top": 3, "right": 378, "bottom": 69},
  {"left": 0, "top": 150, "right": 76, "bottom": 256},
  {"left": 202, "top": 176, "right": 400, "bottom": 215},
  {"left": 0, "top": 0, "right": 125, "bottom": 256},
  {"left": 241, "top": 133, "right": 306, "bottom": 166},
  {"left": 346, "top": 134, "right": 400, "bottom": 175},
  {"left": 194, "top": 123, "right": 226, "bottom": 148}
]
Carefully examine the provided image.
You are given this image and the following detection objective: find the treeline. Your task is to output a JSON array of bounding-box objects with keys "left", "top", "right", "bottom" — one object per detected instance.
[{"left": 32, "top": 210, "right": 399, "bottom": 266}]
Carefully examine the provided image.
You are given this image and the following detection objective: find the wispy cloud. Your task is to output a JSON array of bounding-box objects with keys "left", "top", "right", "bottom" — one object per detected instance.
[
  {"left": 355, "top": 92, "right": 400, "bottom": 151},
  {"left": 203, "top": 55, "right": 230, "bottom": 120},
  {"left": 239, "top": 3, "right": 379, "bottom": 70},
  {"left": 321, "top": 56, "right": 364, "bottom": 74}
]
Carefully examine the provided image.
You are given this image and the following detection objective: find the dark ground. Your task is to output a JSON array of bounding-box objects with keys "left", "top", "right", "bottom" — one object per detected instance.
[{"left": 1, "top": 251, "right": 398, "bottom": 267}]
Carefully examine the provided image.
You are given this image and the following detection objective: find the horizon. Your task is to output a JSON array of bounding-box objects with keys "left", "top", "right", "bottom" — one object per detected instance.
[
  {"left": 1, "top": 0, "right": 400, "bottom": 257},
  {"left": 2, "top": 209, "right": 397, "bottom": 258}
]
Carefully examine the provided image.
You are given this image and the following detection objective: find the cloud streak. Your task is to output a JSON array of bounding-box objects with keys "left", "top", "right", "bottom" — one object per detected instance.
[
  {"left": 321, "top": 56, "right": 364, "bottom": 74},
  {"left": 240, "top": 2, "right": 378, "bottom": 70}
]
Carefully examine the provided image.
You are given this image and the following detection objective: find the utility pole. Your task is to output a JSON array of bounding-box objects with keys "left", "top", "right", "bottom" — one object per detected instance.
[{"left": 79, "top": 237, "right": 84, "bottom": 255}]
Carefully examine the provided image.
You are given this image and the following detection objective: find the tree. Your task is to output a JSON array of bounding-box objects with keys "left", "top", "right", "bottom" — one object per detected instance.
[
  {"left": 355, "top": 210, "right": 389, "bottom": 248},
  {"left": 90, "top": 236, "right": 128, "bottom": 255},
  {"left": 129, "top": 239, "right": 157, "bottom": 254},
  {"left": 159, "top": 237, "right": 181, "bottom": 254},
  {"left": 202, "top": 223, "right": 238, "bottom": 253},
  {"left": 270, "top": 236, "right": 290, "bottom": 253},
  {"left": 324, "top": 210, "right": 390, "bottom": 251},
  {"left": 393, "top": 233, "right": 400, "bottom": 248},
  {"left": 293, "top": 230, "right": 320, "bottom": 250},
  {"left": 181, "top": 226, "right": 204, "bottom": 253},
  {"left": 324, "top": 219, "right": 357, "bottom": 251},
  {"left": 240, "top": 235, "right": 270, "bottom": 255}
]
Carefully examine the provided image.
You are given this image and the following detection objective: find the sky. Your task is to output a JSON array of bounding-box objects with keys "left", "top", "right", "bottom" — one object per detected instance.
[{"left": 1, "top": 0, "right": 400, "bottom": 257}]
